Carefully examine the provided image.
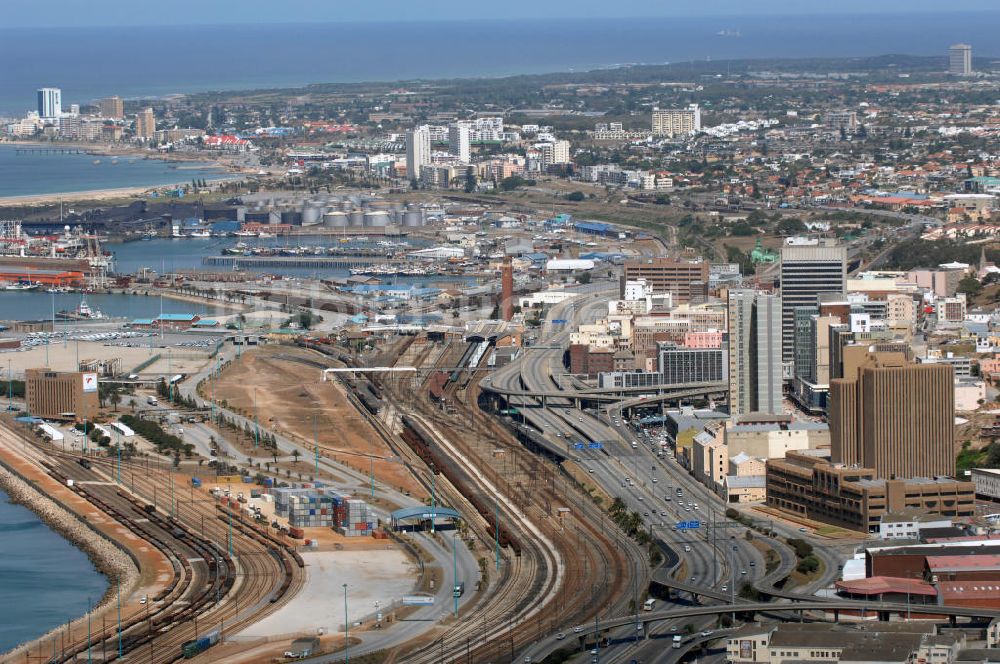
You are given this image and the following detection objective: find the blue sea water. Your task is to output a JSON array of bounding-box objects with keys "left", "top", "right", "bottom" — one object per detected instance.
[
  {"left": 0, "top": 145, "right": 229, "bottom": 199},
  {"left": 0, "top": 13, "right": 997, "bottom": 115},
  {"left": 0, "top": 488, "right": 108, "bottom": 654}
]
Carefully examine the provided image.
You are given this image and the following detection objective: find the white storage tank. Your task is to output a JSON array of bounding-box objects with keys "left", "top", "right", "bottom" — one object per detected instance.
[
  {"left": 323, "top": 211, "right": 348, "bottom": 228},
  {"left": 348, "top": 210, "right": 365, "bottom": 227},
  {"left": 364, "top": 211, "right": 391, "bottom": 227},
  {"left": 403, "top": 210, "right": 424, "bottom": 227}
]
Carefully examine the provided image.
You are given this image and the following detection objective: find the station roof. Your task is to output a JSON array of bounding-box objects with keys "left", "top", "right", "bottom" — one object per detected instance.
[
  {"left": 836, "top": 576, "right": 936, "bottom": 597},
  {"left": 390, "top": 506, "right": 461, "bottom": 522}
]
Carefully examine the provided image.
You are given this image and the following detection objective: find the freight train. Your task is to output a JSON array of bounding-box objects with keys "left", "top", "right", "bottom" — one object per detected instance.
[{"left": 399, "top": 414, "right": 522, "bottom": 556}]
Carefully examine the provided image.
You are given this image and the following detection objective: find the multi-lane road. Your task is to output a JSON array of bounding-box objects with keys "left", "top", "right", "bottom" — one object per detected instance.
[{"left": 484, "top": 283, "right": 849, "bottom": 663}]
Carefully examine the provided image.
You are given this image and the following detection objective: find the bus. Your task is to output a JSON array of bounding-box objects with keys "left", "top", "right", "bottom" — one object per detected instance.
[{"left": 643, "top": 598, "right": 655, "bottom": 611}]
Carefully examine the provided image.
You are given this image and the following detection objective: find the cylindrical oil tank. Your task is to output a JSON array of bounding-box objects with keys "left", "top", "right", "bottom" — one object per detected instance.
[
  {"left": 302, "top": 205, "right": 322, "bottom": 226},
  {"left": 403, "top": 210, "right": 423, "bottom": 227},
  {"left": 364, "top": 210, "right": 390, "bottom": 227},
  {"left": 349, "top": 210, "right": 365, "bottom": 227},
  {"left": 323, "top": 211, "right": 348, "bottom": 228}
]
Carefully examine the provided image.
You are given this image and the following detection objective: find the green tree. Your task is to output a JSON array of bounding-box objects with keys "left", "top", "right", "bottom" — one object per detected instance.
[
  {"left": 566, "top": 191, "right": 585, "bottom": 202},
  {"left": 958, "top": 276, "right": 982, "bottom": 296}
]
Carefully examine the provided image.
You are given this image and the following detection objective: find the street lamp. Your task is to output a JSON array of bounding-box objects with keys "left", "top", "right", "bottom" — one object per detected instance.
[{"left": 343, "top": 583, "right": 349, "bottom": 664}]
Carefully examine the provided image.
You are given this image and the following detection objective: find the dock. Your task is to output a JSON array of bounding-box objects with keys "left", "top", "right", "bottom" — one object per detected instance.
[{"left": 203, "top": 255, "right": 406, "bottom": 269}]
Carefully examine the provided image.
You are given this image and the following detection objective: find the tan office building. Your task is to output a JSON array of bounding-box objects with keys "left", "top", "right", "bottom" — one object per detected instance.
[
  {"left": 135, "top": 107, "right": 156, "bottom": 140},
  {"left": 766, "top": 451, "right": 975, "bottom": 532},
  {"left": 829, "top": 351, "right": 955, "bottom": 479},
  {"left": 25, "top": 369, "right": 99, "bottom": 421},
  {"left": 99, "top": 96, "right": 124, "bottom": 120},
  {"left": 623, "top": 258, "right": 709, "bottom": 304}
]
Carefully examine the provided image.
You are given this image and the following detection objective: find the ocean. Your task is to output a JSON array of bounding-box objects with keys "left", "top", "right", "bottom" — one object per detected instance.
[
  {"left": 0, "top": 488, "right": 108, "bottom": 654},
  {"left": 0, "top": 145, "right": 229, "bottom": 199},
  {"left": 0, "top": 13, "right": 998, "bottom": 115}
]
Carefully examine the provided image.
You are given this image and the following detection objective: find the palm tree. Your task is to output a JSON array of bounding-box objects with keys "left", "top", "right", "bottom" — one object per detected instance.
[
  {"left": 292, "top": 449, "right": 301, "bottom": 465},
  {"left": 109, "top": 390, "right": 121, "bottom": 412}
]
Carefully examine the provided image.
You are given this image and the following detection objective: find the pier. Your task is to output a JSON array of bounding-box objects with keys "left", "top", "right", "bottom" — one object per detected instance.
[
  {"left": 203, "top": 255, "right": 405, "bottom": 269},
  {"left": 14, "top": 148, "right": 88, "bottom": 155}
]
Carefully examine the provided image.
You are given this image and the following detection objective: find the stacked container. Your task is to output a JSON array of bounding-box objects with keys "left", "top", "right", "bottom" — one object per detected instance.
[
  {"left": 337, "top": 498, "right": 378, "bottom": 537},
  {"left": 287, "top": 492, "right": 338, "bottom": 528}
]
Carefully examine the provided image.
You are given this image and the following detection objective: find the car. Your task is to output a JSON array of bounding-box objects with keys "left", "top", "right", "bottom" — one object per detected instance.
[
  {"left": 139, "top": 596, "right": 147, "bottom": 605},
  {"left": 749, "top": 561, "right": 756, "bottom": 567},
  {"left": 524, "top": 657, "right": 532, "bottom": 663},
  {"left": 652, "top": 478, "right": 658, "bottom": 483},
  {"left": 670, "top": 626, "right": 678, "bottom": 632},
  {"left": 683, "top": 545, "right": 691, "bottom": 552},
  {"left": 798, "top": 527, "right": 808, "bottom": 533},
  {"left": 637, "top": 496, "right": 644, "bottom": 501},
  {"left": 693, "top": 505, "right": 699, "bottom": 510},
  {"left": 589, "top": 468, "right": 595, "bottom": 473},
  {"left": 690, "top": 576, "right": 698, "bottom": 582},
  {"left": 660, "top": 511, "right": 668, "bottom": 517},
  {"left": 701, "top": 630, "right": 713, "bottom": 637},
  {"left": 741, "top": 569, "right": 747, "bottom": 575},
  {"left": 556, "top": 633, "right": 565, "bottom": 640},
  {"left": 591, "top": 649, "right": 599, "bottom": 655},
  {"left": 721, "top": 585, "right": 728, "bottom": 592},
  {"left": 684, "top": 507, "right": 691, "bottom": 512},
  {"left": 574, "top": 626, "right": 583, "bottom": 633},
  {"left": 644, "top": 512, "right": 649, "bottom": 517}
]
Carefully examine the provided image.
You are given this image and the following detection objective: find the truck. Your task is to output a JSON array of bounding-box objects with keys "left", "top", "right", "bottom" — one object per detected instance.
[
  {"left": 146, "top": 396, "right": 158, "bottom": 406},
  {"left": 672, "top": 635, "right": 682, "bottom": 649},
  {"left": 453, "top": 582, "right": 465, "bottom": 598}
]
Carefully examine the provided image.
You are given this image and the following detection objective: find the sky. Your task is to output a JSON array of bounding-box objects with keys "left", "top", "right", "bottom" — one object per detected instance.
[{"left": 3, "top": 0, "right": 999, "bottom": 27}]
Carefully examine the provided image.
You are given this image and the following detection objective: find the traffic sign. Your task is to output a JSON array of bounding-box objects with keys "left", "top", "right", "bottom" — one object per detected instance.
[
  {"left": 588, "top": 442, "right": 603, "bottom": 449},
  {"left": 552, "top": 319, "right": 567, "bottom": 324},
  {"left": 573, "top": 443, "right": 586, "bottom": 450},
  {"left": 675, "top": 520, "right": 701, "bottom": 530}
]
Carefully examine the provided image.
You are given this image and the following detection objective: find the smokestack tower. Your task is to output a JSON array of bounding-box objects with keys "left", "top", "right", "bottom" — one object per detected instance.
[{"left": 501, "top": 257, "right": 514, "bottom": 321}]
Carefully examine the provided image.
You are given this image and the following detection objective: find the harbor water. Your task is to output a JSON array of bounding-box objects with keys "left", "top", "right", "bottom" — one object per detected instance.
[
  {"left": 0, "top": 144, "right": 229, "bottom": 199},
  {"left": 0, "top": 488, "right": 108, "bottom": 654}
]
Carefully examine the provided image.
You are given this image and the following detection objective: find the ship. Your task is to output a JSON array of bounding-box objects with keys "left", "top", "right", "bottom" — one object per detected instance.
[
  {"left": 716, "top": 29, "right": 741, "bottom": 37},
  {"left": 4, "top": 282, "right": 38, "bottom": 291},
  {"left": 56, "top": 297, "right": 106, "bottom": 320}
]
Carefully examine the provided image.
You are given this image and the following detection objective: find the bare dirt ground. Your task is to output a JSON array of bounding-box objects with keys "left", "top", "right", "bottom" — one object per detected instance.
[{"left": 213, "top": 347, "right": 426, "bottom": 498}]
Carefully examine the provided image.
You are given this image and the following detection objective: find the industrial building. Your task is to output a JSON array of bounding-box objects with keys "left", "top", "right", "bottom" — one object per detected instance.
[{"left": 25, "top": 368, "right": 100, "bottom": 421}]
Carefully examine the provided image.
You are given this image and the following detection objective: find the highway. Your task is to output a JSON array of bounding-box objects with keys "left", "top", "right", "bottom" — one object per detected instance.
[{"left": 483, "top": 281, "right": 859, "bottom": 664}]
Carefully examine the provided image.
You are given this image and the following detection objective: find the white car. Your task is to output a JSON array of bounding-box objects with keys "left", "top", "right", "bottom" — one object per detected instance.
[{"left": 556, "top": 632, "right": 566, "bottom": 640}]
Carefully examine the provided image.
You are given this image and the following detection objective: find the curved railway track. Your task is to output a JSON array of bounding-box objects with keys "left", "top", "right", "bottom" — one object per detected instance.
[{"left": 16, "top": 442, "right": 303, "bottom": 664}]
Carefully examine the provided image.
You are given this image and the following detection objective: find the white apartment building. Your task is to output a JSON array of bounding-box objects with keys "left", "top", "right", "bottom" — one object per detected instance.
[
  {"left": 651, "top": 104, "right": 701, "bottom": 137},
  {"left": 448, "top": 123, "right": 471, "bottom": 163},
  {"left": 405, "top": 127, "right": 431, "bottom": 181}
]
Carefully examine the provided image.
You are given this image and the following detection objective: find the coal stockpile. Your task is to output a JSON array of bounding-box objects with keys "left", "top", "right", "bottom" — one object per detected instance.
[{"left": 399, "top": 415, "right": 521, "bottom": 556}]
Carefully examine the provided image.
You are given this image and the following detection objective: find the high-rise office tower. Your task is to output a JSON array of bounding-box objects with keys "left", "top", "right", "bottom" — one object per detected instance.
[
  {"left": 36, "top": 88, "right": 62, "bottom": 119},
  {"left": 829, "top": 351, "right": 955, "bottom": 479},
  {"left": 135, "top": 107, "right": 156, "bottom": 139},
  {"left": 779, "top": 242, "right": 846, "bottom": 366},
  {"left": 728, "top": 290, "right": 782, "bottom": 416},
  {"left": 448, "top": 123, "right": 471, "bottom": 163},
  {"left": 949, "top": 43, "right": 973, "bottom": 76},
  {"left": 99, "top": 96, "right": 125, "bottom": 120},
  {"left": 405, "top": 127, "right": 431, "bottom": 182}
]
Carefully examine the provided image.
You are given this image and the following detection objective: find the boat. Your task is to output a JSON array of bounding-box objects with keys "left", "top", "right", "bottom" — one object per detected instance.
[
  {"left": 716, "top": 29, "right": 741, "bottom": 37},
  {"left": 188, "top": 230, "right": 211, "bottom": 238},
  {"left": 4, "top": 282, "right": 38, "bottom": 291},
  {"left": 56, "top": 297, "right": 106, "bottom": 320}
]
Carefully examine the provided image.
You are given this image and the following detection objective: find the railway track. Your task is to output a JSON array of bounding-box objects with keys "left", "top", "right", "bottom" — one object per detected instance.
[{"left": 11, "top": 437, "right": 303, "bottom": 664}]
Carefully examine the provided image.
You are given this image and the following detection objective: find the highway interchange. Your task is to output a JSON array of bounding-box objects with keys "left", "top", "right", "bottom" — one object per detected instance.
[{"left": 485, "top": 281, "right": 849, "bottom": 663}]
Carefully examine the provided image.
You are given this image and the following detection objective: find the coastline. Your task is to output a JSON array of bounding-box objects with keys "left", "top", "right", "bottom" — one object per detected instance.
[
  {"left": 0, "top": 140, "right": 264, "bottom": 207},
  {"left": 0, "top": 456, "right": 138, "bottom": 659}
]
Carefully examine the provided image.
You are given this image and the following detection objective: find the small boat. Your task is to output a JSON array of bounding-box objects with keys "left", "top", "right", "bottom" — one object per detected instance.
[
  {"left": 4, "top": 282, "right": 38, "bottom": 291},
  {"left": 56, "top": 297, "right": 106, "bottom": 320},
  {"left": 92, "top": 159, "right": 102, "bottom": 165},
  {"left": 188, "top": 230, "right": 211, "bottom": 238}
]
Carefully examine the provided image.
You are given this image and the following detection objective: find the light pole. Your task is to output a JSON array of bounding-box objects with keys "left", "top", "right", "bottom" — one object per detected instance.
[
  {"left": 453, "top": 532, "right": 459, "bottom": 617},
  {"left": 343, "top": 583, "right": 350, "bottom": 664}
]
